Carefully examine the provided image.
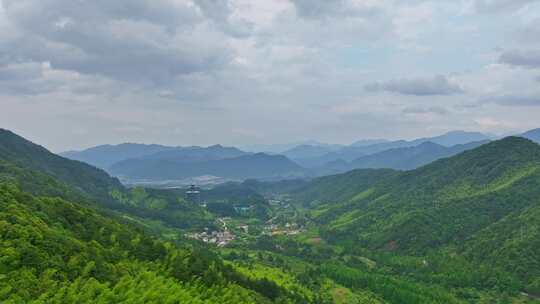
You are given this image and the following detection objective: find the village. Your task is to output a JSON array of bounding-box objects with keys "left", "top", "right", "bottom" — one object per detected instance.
[
  {"left": 185, "top": 187, "right": 306, "bottom": 247},
  {"left": 185, "top": 217, "right": 236, "bottom": 247},
  {"left": 185, "top": 229, "right": 236, "bottom": 247},
  {"left": 186, "top": 217, "right": 305, "bottom": 247}
]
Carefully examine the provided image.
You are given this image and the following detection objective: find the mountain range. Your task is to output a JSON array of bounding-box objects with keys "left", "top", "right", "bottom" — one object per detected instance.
[
  {"left": 291, "top": 131, "right": 493, "bottom": 168},
  {"left": 61, "top": 143, "right": 175, "bottom": 168},
  {"left": 331, "top": 140, "right": 488, "bottom": 172},
  {"left": 109, "top": 152, "right": 304, "bottom": 181},
  {"left": 303, "top": 140, "right": 487, "bottom": 176},
  {"left": 59, "top": 129, "right": 540, "bottom": 186}
]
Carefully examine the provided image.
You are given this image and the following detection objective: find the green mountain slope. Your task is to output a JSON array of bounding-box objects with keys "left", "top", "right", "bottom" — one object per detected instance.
[
  {"left": 292, "top": 168, "right": 398, "bottom": 207},
  {"left": 0, "top": 184, "right": 316, "bottom": 303},
  {"left": 0, "top": 128, "right": 123, "bottom": 205},
  {"left": 0, "top": 129, "right": 212, "bottom": 230},
  {"left": 292, "top": 137, "right": 540, "bottom": 289},
  {"left": 464, "top": 202, "right": 540, "bottom": 290}
]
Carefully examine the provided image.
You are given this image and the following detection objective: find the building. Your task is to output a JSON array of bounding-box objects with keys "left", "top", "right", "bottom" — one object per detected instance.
[
  {"left": 233, "top": 205, "right": 253, "bottom": 215},
  {"left": 185, "top": 184, "right": 201, "bottom": 203},
  {"left": 238, "top": 225, "right": 249, "bottom": 233},
  {"left": 185, "top": 230, "right": 235, "bottom": 247}
]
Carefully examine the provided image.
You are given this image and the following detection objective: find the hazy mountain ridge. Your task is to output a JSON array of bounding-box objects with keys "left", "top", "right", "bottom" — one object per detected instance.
[
  {"left": 60, "top": 129, "right": 539, "bottom": 185},
  {"left": 295, "top": 131, "right": 492, "bottom": 168},
  {"left": 351, "top": 139, "right": 389, "bottom": 147},
  {"left": 281, "top": 144, "right": 341, "bottom": 160},
  {"left": 307, "top": 140, "right": 489, "bottom": 176},
  {"left": 348, "top": 140, "right": 489, "bottom": 170},
  {"left": 60, "top": 143, "right": 175, "bottom": 168},
  {"left": 60, "top": 143, "right": 248, "bottom": 169},
  {"left": 522, "top": 128, "right": 540, "bottom": 143},
  {"left": 109, "top": 152, "right": 305, "bottom": 181},
  {"left": 137, "top": 144, "right": 248, "bottom": 162}
]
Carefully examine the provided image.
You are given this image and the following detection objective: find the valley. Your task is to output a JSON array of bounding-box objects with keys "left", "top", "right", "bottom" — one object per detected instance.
[
  {"left": 3, "top": 1, "right": 540, "bottom": 302},
  {"left": 1, "top": 128, "right": 540, "bottom": 303}
]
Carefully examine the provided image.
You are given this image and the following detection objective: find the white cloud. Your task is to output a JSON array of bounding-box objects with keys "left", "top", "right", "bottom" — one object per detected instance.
[
  {"left": 365, "top": 75, "right": 464, "bottom": 96},
  {"left": 500, "top": 49, "right": 540, "bottom": 68},
  {"left": 1, "top": 0, "right": 540, "bottom": 150}
]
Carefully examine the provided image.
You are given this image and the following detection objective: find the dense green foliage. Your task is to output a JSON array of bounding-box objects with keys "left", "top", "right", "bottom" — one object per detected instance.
[
  {"left": 110, "top": 187, "right": 214, "bottom": 229},
  {"left": 0, "top": 184, "right": 314, "bottom": 303},
  {"left": 291, "top": 168, "right": 398, "bottom": 206},
  {"left": 0, "top": 129, "right": 123, "bottom": 205},
  {"left": 293, "top": 137, "right": 540, "bottom": 295}
]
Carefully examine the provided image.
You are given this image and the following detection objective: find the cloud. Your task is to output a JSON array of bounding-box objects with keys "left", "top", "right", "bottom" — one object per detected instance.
[
  {"left": 1, "top": 0, "right": 540, "bottom": 151},
  {"left": 0, "top": 0, "right": 237, "bottom": 85},
  {"left": 473, "top": 0, "right": 539, "bottom": 13},
  {"left": 499, "top": 49, "right": 540, "bottom": 68},
  {"left": 480, "top": 93, "right": 540, "bottom": 106},
  {"left": 403, "top": 106, "right": 449, "bottom": 115},
  {"left": 513, "top": 18, "right": 540, "bottom": 45},
  {"left": 365, "top": 75, "right": 464, "bottom": 96},
  {"left": 290, "top": 0, "right": 351, "bottom": 19}
]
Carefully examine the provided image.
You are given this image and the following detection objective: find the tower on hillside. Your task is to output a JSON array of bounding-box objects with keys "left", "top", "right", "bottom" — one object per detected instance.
[{"left": 186, "top": 184, "right": 201, "bottom": 203}]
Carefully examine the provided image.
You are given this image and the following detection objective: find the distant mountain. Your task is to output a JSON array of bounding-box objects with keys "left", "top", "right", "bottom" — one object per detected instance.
[
  {"left": 414, "top": 130, "right": 491, "bottom": 147},
  {"left": 64, "top": 141, "right": 303, "bottom": 183},
  {"left": 348, "top": 140, "right": 488, "bottom": 170},
  {"left": 240, "top": 140, "right": 343, "bottom": 154},
  {"left": 109, "top": 152, "right": 305, "bottom": 181},
  {"left": 61, "top": 143, "right": 175, "bottom": 169},
  {"left": 282, "top": 144, "right": 339, "bottom": 160},
  {"left": 521, "top": 128, "right": 540, "bottom": 143},
  {"left": 308, "top": 140, "right": 488, "bottom": 176},
  {"left": 350, "top": 139, "right": 388, "bottom": 147},
  {"left": 296, "top": 131, "right": 491, "bottom": 168},
  {"left": 138, "top": 144, "right": 248, "bottom": 163}
]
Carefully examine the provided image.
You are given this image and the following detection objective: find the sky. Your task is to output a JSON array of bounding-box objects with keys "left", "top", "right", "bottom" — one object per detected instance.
[{"left": 1, "top": 0, "right": 540, "bottom": 152}]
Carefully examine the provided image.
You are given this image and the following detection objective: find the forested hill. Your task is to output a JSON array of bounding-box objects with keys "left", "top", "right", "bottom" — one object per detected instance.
[
  {"left": 0, "top": 184, "right": 312, "bottom": 303},
  {"left": 0, "top": 129, "right": 213, "bottom": 230},
  {"left": 0, "top": 128, "right": 123, "bottom": 205},
  {"left": 300, "top": 137, "right": 540, "bottom": 289},
  {"left": 291, "top": 168, "right": 399, "bottom": 206}
]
